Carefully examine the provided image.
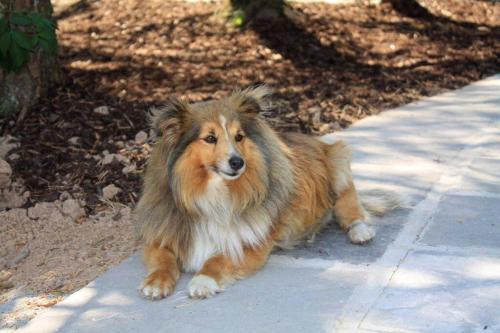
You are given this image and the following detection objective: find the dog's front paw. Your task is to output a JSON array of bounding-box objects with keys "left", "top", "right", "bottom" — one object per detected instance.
[
  {"left": 140, "top": 270, "right": 176, "bottom": 300},
  {"left": 188, "top": 274, "right": 221, "bottom": 299},
  {"left": 348, "top": 220, "right": 375, "bottom": 244}
]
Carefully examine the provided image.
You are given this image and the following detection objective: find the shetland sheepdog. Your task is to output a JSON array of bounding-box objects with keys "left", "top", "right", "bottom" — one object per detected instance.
[{"left": 136, "top": 86, "right": 398, "bottom": 300}]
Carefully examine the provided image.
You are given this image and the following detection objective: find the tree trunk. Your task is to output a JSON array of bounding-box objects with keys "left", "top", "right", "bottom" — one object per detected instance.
[
  {"left": 223, "top": 0, "right": 286, "bottom": 24},
  {"left": 383, "top": 0, "right": 434, "bottom": 19},
  {"left": 0, "top": 0, "right": 60, "bottom": 119}
]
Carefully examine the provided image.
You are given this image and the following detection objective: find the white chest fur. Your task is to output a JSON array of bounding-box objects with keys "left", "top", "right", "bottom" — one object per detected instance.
[{"left": 183, "top": 176, "right": 271, "bottom": 272}]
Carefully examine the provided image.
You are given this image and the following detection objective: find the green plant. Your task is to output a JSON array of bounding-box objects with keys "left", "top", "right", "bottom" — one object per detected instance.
[
  {"left": 0, "top": 11, "right": 57, "bottom": 73},
  {"left": 230, "top": 9, "right": 246, "bottom": 27}
]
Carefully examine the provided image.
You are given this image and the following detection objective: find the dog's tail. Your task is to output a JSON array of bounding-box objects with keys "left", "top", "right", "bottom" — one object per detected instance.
[
  {"left": 359, "top": 189, "right": 402, "bottom": 217},
  {"left": 325, "top": 139, "right": 402, "bottom": 218}
]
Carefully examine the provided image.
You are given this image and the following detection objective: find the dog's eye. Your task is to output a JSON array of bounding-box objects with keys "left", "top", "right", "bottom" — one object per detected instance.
[
  {"left": 204, "top": 135, "right": 217, "bottom": 144},
  {"left": 235, "top": 134, "right": 244, "bottom": 142}
]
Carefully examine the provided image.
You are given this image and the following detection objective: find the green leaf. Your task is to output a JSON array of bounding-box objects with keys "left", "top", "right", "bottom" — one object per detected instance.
[
  {"left": 0, "top": 52, "right": 12, "bottom": 72},
  {"left": 39, "top": 33, "right": 58, "bottom": 54},
  {"left": 38, "top": 25, "right": 55, "bottom": 40},
  {"left": 30, "top": 13, "right": 56, "bottom": 31},
  {"left": 231, "top": 9, "right": 246, "bottom": 27},
  {"left": 32, "top": 16, "right": 47, "bottom": 29},
  {"left": 9, "top": 40, "right": 28, "bottom": 71},
  {"left": 12, "top": 30, "right": 33, "bottom": 51},
  {"left": 47, "top": 37, "right": 58, "bottom": 53},
  {"left": 41, "top": 18, "right": 56, "bottom": 30},
  {"left": 0, "top": 32, "right": 11, "bottom": 56},
  {"left": 10, "top": 13, "right": 32, "bottom": 26},
  {"left": 0, "top": 18, "right": 8, "bottom": 32},
  {"left": 30, "top": 35, "right": 38, "bottom": 48},
  {"left": 38, "top": 38, "right": 50, "bottom": 53}
]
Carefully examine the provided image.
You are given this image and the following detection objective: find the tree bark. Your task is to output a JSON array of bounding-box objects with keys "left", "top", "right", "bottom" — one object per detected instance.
[
  {"left": 0, "top": 0, "right": 60, "bottom": 119},
  {"left": 383, "top": 0, "right": 434, "bottom": 19}
]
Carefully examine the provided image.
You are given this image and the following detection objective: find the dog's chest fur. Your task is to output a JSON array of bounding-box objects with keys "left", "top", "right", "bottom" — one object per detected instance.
[{"left": 183, "top": 176, "right": 271, "bottom": 272}]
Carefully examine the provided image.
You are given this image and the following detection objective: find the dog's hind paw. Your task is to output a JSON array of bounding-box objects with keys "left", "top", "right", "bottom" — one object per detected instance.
[
  {"left": 188, "top": 274, "right": 221, "bottom": 299},
  {"left": 348, "top": 220, "right": 376, "bottom": 244}
]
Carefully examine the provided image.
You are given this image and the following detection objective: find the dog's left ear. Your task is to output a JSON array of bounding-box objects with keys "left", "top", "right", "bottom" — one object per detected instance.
[
  {"left": 231, "top": 85, "right": 273, "bottom": 116},
  {"left": 150, "top": 97, "right": 192, "bottom": 143}
]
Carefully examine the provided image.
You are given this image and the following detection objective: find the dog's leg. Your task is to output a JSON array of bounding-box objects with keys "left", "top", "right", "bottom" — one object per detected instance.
[
  {"left": 188, "top": 241, "right": 273, "bottom": 299},
  {"left": 140, "top": 243, "right": 180, "bottom": 300},
  {"left": 334, "top": 184, "right": 375, "bottom": 244},
  {"left": 328, "top": 140, "right": 375, "bottom": 244}
]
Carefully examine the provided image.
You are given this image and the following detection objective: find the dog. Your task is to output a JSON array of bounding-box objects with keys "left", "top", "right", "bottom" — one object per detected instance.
[{"left": 136, "top": 86, "right": 398, "bottom": 300}]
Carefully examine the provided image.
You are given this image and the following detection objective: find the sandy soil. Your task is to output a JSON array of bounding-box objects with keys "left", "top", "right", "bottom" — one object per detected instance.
[
  {"left": 0, "top": 196, "right": 140, "bottom": 329},
  {"left": 1, "top": 127, "right": 142, "bottom": 330}
]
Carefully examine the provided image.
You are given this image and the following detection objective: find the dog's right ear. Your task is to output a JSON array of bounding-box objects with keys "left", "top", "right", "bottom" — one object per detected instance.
[
  {"left": 231, "top": 85, "right": 273, "bottom": 116},
  {"left": 150, "top": 97, "right": 191, "bottom": 143}
]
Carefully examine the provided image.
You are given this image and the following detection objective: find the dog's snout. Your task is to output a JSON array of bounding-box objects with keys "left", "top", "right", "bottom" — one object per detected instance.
[{"left": 229, "top": 156, "right": 244, "bottom": 171}]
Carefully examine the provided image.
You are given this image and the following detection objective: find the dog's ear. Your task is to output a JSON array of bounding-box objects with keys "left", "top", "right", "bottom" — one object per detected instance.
[
  {"left": 150, "top": 97, "right": 191, "bottom": 143},
  {"left": 231, "top": 85, "right": 273, "bottom": 116}
]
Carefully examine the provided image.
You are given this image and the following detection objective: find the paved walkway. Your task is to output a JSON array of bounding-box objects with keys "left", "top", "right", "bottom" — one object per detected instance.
[{"left": 17, "top": 75, "right": 500, "bottom": 333}]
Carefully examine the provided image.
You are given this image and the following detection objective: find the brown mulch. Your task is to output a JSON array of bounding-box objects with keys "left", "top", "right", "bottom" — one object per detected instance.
[{"left": 0, "top": 0, "right": 499, "bottom": 213}]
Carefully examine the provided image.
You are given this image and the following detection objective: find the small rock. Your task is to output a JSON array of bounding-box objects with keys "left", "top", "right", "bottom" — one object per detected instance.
[
  {"left": 115, "top": 141, "right": 125, "bottom": 149},
  {"left": 271, "top": 53, "right": 283, "bottom": 61},
  {"left": 8, "top": 153, "right": 20, "bottom": 161},
  {"left": 331, "top": 122, "right": 343, "bottom": 131},
  {"left": 102, "top": 184, "right": 121, "bottom": 200},
  {"left": 135, "top": 131, "right": 148, "bottom": 145},
  {"left": 115, "top": 154, "right": 128, "bottom": 163},
  {"left": 28, "top": 203, "right": 48, "bottom": 219},
  {"left": 308, "top": 106, "right": 321, "bottom": 114},
  {"left": 120, "top": 206, "right": 131, "bottom": 216},
  {"left": 142, "top": 143, "right": 152, "bottom": 153},
  {"left": 101, "top": 154, "right": 116, "bottom": 165},
  {"left": 122, "top": 164, "right": 136, "bottom": 174},
  {"left": 45, "top": 276, "right": 65, "bottom": 291},
  {"left": 61, "top": 199, "right": 85, "bottom": 220},
  {"left": 102, "top": 153, "right": 129, "bottom": 166},
  {"left": 0, "top": 135, "right": 20, "bottom": 159},
  {"left": 0, "top": 180, "right": 26, "bottom": 210},
  {"left": 0, "top": 158, "right": 12, "bottom": 189},
  {"left": 67, "top": 137, "right": 80, "bottom": 145},
  {"left": 308, "top": 107, "right": 322, "bottom": 126},
  {"left": 59, "top": 191, "right": 72, "bottom": 201},
  {"left": 48, "top": 113, "right": 60, "bottom": 123},
  {"left": 319, "top": 124, "right": 330, "bottom": 133},
  {"left": 93, "top": 106, "right": 110, "bottom": 116},
  {"left": 0, "top": 270, "right": 13, "bottom": 283},
  {"left": 0, "top": 280, "right": 14, "bottom": 290}
]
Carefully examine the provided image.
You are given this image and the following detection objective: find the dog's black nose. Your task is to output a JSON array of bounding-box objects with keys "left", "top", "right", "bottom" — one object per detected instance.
[{"left": 229, "top": 156, "right": 244, "bottom": 171}]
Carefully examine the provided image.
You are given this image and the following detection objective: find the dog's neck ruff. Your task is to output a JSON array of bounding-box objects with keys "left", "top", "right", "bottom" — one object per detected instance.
[{"left": 184, "top": 175, "right": 271, "bottom": 272}]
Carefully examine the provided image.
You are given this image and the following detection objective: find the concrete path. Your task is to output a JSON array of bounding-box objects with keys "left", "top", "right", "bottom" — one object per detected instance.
[{"left": 16, "top": 75, "right": 500, "bottom": 333}]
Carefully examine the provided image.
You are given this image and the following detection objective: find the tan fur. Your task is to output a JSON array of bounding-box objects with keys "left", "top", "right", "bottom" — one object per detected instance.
[{"left": 137, "top": 86, "right": 397, "bottom": 300}]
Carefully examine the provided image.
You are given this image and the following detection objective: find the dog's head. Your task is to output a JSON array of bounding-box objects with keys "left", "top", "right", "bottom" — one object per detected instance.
[{"left": 150, "top": 86, "right": 272, "bottom": 214}]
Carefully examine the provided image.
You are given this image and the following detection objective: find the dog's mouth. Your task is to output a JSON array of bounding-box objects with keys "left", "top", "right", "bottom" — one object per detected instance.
[
  {"left": 220, "top": 171, "right": 240, "bottom": 180},
  {"left": 210, "top": 166, "right": 242, "bottom": 180}
]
